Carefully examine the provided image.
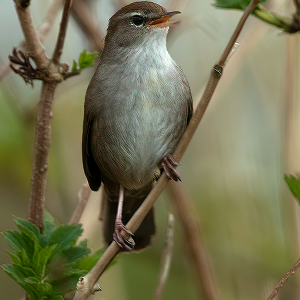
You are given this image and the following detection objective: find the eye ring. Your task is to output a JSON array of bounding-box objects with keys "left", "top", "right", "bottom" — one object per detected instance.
[{"left": 131, "top": 15, "right": 144, "bottom": 26}]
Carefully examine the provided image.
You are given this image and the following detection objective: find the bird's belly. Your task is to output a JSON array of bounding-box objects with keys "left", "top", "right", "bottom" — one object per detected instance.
[{"left": 92, "top": 105, "right": 185, "bottom": 190}]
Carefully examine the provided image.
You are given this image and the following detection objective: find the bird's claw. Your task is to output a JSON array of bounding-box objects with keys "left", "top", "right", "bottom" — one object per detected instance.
[
  {"left": 113, "top": 222, "right": 135, "bottom": 251},
  {"left": 161, "top": 154, "right": 181, "bottom": 181}
]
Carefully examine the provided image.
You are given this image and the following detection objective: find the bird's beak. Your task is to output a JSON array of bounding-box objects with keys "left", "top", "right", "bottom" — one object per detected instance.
[{"left": 147, "top": 11, "right": 181, "bottom": 28}]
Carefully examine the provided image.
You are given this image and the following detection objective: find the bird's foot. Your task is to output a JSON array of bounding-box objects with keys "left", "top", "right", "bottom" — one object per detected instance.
[
  {"left": 161, "top": 154, "right": 181, "bottom": 181},
  {"left": 113, "top": 221, "right": 135, "bottom": 251}
]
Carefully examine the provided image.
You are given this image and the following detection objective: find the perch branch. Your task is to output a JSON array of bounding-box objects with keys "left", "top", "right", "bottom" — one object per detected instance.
[
  {"left": 153, "top": 213, "right": 175, "bottom": 300},
  {"left": 73, "top": 0, "right": 259, "bottom": 298}
]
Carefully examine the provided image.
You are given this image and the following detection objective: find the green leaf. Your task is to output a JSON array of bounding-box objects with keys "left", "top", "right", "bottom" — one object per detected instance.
[
  {"left": 71, "top": 60, "right": 79, "bottom": 74},
  {"left": 48, "top": 269, "right": 86, "bottom": 294},
  {"left": 61, "top": 245, "right": 91, "bottom": 264},
  {"left": 25, "top": 276, "right": 53, "bottom": 295},
  {"left": 48, "top": 224, "right": 83, "bottom": 256},
  {"left": 32, "top": 244, "right": 57, "bottom": 279},
  {"left": 78, "top": 50, "right": 98, "bottom": 69},
  {"left": 2, "top": 229, "right": 34, "bottom": 258},
  {"left": 213, "top": 0, "right": 267, "bottom": 10},
  {"left": 285, "top": 174, "right": 300, "bottom": 203},
  {"left": 6, "top": 250, "right": 21, "bottom": 264},
  {"left": 75, "top": 248, "right": 116, "bottom": 272},
  {"left": 72, "top": 50, "right": 98, "bottom": 74},
  {"left": 20, "top": 248, "right": 32, "bottom": 267},
  {"left": 43, "top": 211, "right": 59, "bottom": 243},
  {"left": 14, "top": 217, "right": 41, "bottom": 240},
  {"left": 2, "top": 264, "right": 39, "bottom": 298},
  {"left": 16, "top": 223, "right": 41, "bottom": 260}
]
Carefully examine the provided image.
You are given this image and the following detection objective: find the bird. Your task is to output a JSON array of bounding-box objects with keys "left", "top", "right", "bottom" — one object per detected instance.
[{"left": 82, "top": 1, "right": 193, "bottom": 251}]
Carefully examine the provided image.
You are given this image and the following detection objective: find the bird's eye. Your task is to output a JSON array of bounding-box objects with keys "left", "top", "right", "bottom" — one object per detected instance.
[{"left": 131, "top": 15, "right": 144, "bottom": 26}]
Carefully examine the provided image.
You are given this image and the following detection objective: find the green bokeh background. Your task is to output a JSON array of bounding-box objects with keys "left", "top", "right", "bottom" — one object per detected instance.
[{"left": 1, "top": 0, "right": 300, "bottom": 299}]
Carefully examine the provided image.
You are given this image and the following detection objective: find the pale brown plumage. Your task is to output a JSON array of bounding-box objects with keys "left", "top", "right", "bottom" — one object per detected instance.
[{"left": 82, "top": 1, "right": 193, "bottom": 250}]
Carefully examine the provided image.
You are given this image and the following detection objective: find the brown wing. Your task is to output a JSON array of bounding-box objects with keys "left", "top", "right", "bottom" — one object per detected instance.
[
  {"left": 186, "top": 95, "right": 193, "bottom": 126},
  {"left": 82, "top": 112, "right": 101, "bottom": 191}
]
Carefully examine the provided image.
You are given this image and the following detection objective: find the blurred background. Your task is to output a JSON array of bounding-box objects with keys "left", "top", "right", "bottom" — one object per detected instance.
[{"left": 1, "top": 0, "right": 300, "bottom": 299}]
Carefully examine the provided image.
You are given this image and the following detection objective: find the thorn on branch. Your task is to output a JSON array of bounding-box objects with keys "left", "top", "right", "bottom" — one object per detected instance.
[{"left": 9, "top": 48, "right": 41, "bottom": 86}]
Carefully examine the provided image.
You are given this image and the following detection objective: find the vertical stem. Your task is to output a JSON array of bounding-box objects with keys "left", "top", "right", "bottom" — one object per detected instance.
[
  {"left": 52, "top": 0, "right": 73, "bottom": 65},
  {"left": 28, "top": 82, "right": 57, "bottom": 230}
]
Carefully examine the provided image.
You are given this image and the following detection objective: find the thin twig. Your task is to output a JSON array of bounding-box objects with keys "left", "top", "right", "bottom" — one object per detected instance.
[
  {"left": 266, "top": 258, "right": 300, "bottom": 300},
  {"left": 153, "top": 214, "right": 175, "bottom": 300},
  {"left": 167, "top": 182, "right": 218, "bottom": 300},
  {"left": 52, "top": 0, "right": 73, "bottom": 65},
  {"left": 72, "top": 1, "right": 259, "bottom": 298},
  {"left": 71, "top": 0, "right": 105, "bottom": 52},
  {"left": 38, "top": 0, "right": 64, "bottom": 40},
  {"left": 13, "top": 0, "right": 49, "bottom": 70},
  {"left": 69, "top": 182, "right": 92, "bottom": 224}
]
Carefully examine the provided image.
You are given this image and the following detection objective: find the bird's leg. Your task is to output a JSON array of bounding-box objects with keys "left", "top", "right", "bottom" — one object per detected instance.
[
  {"left": 161, "top": 154, "right": 181, "bottom": 181},
  {"left": 113, "top": 185, "right": 135, "bottom": 251}
]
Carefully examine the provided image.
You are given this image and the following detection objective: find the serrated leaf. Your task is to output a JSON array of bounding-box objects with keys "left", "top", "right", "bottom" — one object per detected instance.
[
  {"left": 6, "top": 250, "right": 21, "bottom": 264},
  {"left": 33, "top": 244, "right": 57, "bottom": 279},
  {"left": 2, "top": 264, "right": 39, "bottom": 298},
  {"left": 25, "top": 276, "right": 40, "bottom": 284},
  {"left": 48, "top": 269, "right": 86, "bottom": 294},
  {"left": 16, "top": 223, "right": 41, "bottom": 260},
  {"left": 285, "top": 174, "right": 300, "bottom": 203},
  {"left": 2, "top": 230, "right": 34, "bottom": 258},
  {"left": 74, "top": 248, "right": 116, "bottom": 272},
  {"left": 48, "top": 224, "right": 83, "bottom": 256},
  {"left": 25, "top": 276, "right": 53, "bottom": 294},
  {"left": 20, "top": 248, "right": 31, "bottom": 267},
  {"left": 43, "top": 211, "right": 59, "bottom": 243},
  {"left": 61, "top": 245, "right": 91, "bottom": 264},
  {"left": 14, "top": 217, "right": 41, "bottom": 240}
]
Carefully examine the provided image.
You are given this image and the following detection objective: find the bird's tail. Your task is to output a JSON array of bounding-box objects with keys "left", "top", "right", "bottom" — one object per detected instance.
[{"left": 101, "top": 188, "right": 155, "bottom": 251}]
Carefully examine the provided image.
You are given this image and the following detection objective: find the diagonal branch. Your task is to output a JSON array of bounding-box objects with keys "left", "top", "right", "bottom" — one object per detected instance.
[
  {"left": 52, "top": 0, "right": 73, "bottom": 65},
  {"left": 71, "top": 0, "right": 105, "bottom": 52},
  {"left": 73, "top": 0, "right": 260, "bottom": 298},
  {"left": 167, "top": 182, "right": 218, "bottom": 300},
  {"left": 38, "top": 0, "right": 64, "bottom": 40},
  {"left": 266, "top": 258, "right": 300, "bottom": 300}
]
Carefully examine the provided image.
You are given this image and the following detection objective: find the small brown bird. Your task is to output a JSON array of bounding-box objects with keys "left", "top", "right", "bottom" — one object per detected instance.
[{"left": 82, "top": 1, "right": 193, "bottom": 251}]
